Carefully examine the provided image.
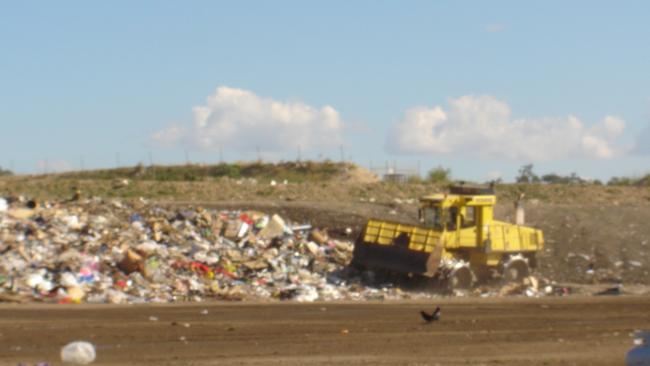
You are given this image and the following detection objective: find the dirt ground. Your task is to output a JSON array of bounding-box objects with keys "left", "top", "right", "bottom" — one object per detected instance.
[{"left": 1, "top": 296, "right": 648, "bottom": 366}]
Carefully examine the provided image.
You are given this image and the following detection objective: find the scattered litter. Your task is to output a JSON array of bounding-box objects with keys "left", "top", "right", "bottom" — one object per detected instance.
[
  {"left": 60, "top": 341, "right": 96, "bottom": 365},
  {"left": 629, "top": 261, "right": 643, "bottom": 268},
  {"left": 495, "top": 276, "right": 548, "bottom": 297},
  {"left": 112, "top": 179, "right": 130, "bottom": 189}
]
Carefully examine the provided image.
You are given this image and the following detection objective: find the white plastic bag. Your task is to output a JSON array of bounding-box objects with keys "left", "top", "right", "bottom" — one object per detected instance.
[{"left": 61, "top": 341, "right": 96, "bottom": 364}]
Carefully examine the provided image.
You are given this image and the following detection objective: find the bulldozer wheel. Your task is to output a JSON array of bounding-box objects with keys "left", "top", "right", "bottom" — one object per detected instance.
[
  {"left": 503, "top": 259, "right": 530, "bottom": 283},
  {"left": 447, "top": 266, "right": 474, "bottom": 291},
  {"left": 472, "top": 266, "right": 492, "bottom": 285}
]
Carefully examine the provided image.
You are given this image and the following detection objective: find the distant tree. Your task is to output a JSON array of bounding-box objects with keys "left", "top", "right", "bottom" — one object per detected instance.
[
  {"left": 541, "top": 173, "right": 563, "bottom": 184},
  {"left": 516, "top": 164, "right": 539, "bottom": 183},
  {"left": 567, "top": 172, "right": 584, "bottom": 184},
  {"left": 541, "top": 171, "right": 587, "bottom": 185},
  {"left": 637, "top": 174, "right": 650, "bottom": 186},
  {"left": 0, "top": 166, "right": 13, "bottom": 177},
  {"left": 427, "top": 166, "right": 451, "bottom": 183},
  {"left": 609, "top": 173, "right": 650, "bottom": 186},
  {"left": 608, "top": 176, "right": 634, "bottom": 186}
]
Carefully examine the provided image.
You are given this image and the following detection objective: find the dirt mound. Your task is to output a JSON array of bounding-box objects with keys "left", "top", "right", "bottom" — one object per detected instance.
[
  {"left": 523, "top": 202, "right": 650, "bottom": 284},
  {"left": 338, "top": 165, "right": 379, "bottom": 184}
]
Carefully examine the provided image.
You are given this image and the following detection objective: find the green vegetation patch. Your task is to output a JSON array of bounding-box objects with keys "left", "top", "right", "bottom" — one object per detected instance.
[{"left": 57, "top": 161, "right": 352, "bottom": 183}]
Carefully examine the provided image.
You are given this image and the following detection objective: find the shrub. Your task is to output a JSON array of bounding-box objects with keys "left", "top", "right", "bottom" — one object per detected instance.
[
  {"left": 427, "top": 167, "right": 451, "bottom": 183},
  {"left": 516, "top": 164, "right": 540, "bottom": 183},
  {"left": 0, "top": 167, "right": 13, "bottom": 176}
]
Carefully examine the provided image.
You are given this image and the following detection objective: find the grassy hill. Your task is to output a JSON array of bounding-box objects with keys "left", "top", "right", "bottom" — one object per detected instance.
[
  {"left": 1, "top": 161, "right": 649, "bottom": 205},
  {"left": 56, "top": 161, "right": 362, "bottom": 183}
]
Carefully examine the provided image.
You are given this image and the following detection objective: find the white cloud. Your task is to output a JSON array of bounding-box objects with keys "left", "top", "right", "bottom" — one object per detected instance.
[
  {"left": 153, "top": 86, "right": 344, "bottom": 153},
  {"left": 485, "top": 23, "right": 506, "bottom": 33},
  {"left": 387, "top": 95, "right": 626, "bottom": 161},
  {"left": 592, "top": 115, "right": 625, "bottom": 138}
]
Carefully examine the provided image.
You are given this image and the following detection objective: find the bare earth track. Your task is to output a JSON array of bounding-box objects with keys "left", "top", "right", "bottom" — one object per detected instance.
[{"left": 1, "top": 296, "right": 649, "bottom": 365}]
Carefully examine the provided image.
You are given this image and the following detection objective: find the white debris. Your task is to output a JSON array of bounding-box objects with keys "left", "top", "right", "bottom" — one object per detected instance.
[{"left": 61, "top": 341, "right": 96, "bottom": 365}]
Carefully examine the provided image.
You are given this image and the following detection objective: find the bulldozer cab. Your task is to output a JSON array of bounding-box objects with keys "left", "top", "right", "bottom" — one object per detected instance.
[
  {"left": 420, "top": 202, "right": 476, "bottom": 231},
  {"left": 418, "top": 191, "right": 489, "bottom": 233}
]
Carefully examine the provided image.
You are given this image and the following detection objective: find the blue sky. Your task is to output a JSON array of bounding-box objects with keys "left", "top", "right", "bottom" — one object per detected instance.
[{"left": 1, "top": 1, "right": 649, "bottom": 181}]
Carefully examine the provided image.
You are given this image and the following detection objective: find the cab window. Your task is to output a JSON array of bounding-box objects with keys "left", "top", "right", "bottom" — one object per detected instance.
[
  {"left": 422, "top": 206, "right": 442, "bottom": 229},
  {"left": 448, "top": 206, "right": 459, "bottom": 230},
  {"left": 447, "top": 206, "right": 476, "bottom": 230},
  {"left": 463, "top": 206, "right": 476, "bottom": 228}
]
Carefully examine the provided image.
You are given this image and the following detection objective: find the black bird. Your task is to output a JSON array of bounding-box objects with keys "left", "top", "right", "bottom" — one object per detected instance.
[{"left": 420, "top": 306, "right": 441, "bottom": 323}]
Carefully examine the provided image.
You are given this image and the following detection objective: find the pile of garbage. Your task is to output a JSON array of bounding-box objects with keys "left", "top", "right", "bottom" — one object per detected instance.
[{"left": 0, "top": 196, "right": 422, "bottom": 304}]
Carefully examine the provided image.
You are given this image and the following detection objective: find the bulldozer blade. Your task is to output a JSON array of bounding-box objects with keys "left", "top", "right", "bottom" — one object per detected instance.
[
  {"left": 424, "top": 243, "right": 443, "bottom": 277},
  {"left": 352, "top": 237, "right": 441, "bottom": 277}
]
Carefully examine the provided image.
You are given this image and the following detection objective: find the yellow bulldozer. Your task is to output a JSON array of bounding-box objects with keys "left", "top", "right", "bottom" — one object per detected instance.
[{"left": 351, "top": 185, "right": 544, "bottom": 289}]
